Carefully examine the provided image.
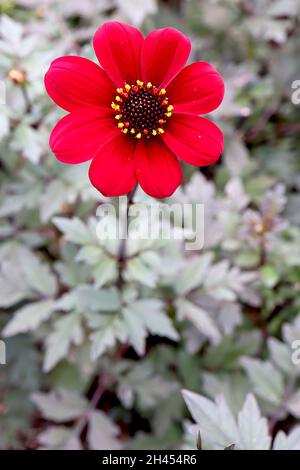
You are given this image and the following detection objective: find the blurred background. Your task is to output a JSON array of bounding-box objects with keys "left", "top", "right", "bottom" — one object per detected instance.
[{"left": 0, "top": 0, "right": 300, "bottom": 450}]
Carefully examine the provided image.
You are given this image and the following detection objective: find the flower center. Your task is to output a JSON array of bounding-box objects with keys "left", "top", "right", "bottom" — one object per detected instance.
[{"left": 111, "top": 81, "right": 173, "bottom": 139}]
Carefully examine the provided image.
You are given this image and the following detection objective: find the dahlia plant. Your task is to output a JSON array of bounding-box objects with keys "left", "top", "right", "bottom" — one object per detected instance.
[{"left": 0, "top": 0, "right": 300, "bottom": 452}]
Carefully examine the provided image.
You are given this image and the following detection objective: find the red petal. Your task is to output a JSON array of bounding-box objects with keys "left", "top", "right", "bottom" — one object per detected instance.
[
  {"left": 93, "top": 21, "right": 144, "bottom": 87},
  {"left": 44, "top": 56, "right": 114, "bottom": 112},
  {"left": 167, "top": 62, "right": 224, "bottom": 114},
  {"left": 141, "top": 28, "right": 191, "bottom": 89},
  {"left": 89, "top": 133, "right": 137, "bottom": 196},
  {"left": 50, "top": 107, "right": 118, "bottom": 164},
  {"left": 162, "top": 114, "right": 224, "bottom": 167},
  {"left": 134, "top": 138, "right": 182, "bottom": 198}
]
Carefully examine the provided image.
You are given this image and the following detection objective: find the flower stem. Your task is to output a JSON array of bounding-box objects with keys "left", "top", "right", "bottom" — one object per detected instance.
[
  {"left": 116, "top": 184, "right": 138, "bottom": 290},
  {"left": 21, "top": 85, "right": 32, "bottom": 114}
]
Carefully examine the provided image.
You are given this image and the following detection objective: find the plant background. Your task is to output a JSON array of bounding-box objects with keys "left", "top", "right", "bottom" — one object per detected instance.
[{"left": 0, "top": 0, "right": 300, "bottom": 450}]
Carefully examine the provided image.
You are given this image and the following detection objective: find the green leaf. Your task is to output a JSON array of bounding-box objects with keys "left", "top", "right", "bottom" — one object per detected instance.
[
  {"left": 89, "top": 315, "right": 126, "bottom": 360},
  {"left": 182, "top": 389, "right": 239, "bottom": 449},
  {"left": 125, "top": 257, "right": 158, "bottom": 288},
  {"left": 32, "top": 390, "right": 87, "bottom": 422},
  {"left": 260, "top": 265, "right": 279, "bottom": 288},
  {"left": 273, "top": 427, "right": 300, "bottom": 450},
  {"left": 87, "top": 411, "right": 120, "bottom": 450},
  {"left": 122, "top": 299, "right": 178, "bottom": 355},
  {"left": 0, "top": 259, "right": 31, "bottom": 307},
  {"left": 237, "top": 394, "right": 271, "bottom": 450},
  {"left": 53, "top": 217, "right": 96, "bottom": 245},
  {"left": 175, "top": 253, "right": 213, "bottom": 295},
  {"left": 241, "top": 357, "right": 284, "bottom": 405},
  {"left": 267, "top": 338, "right": 294, "bottom": 375},
  {"left": 183, "top": 390, "right": 271, "bottom": 450},
  {"left": 3, "top": 299, "right": 56, "bottom": 336},
  {"left": 122, "top": 307, "right": 146, "bottom": 355},
  {"left": 21, "top": 249, "right": 58, "bottom": 297},
  {"left": 43, "top": 312, "right": 82, "bottom": 372},
  {"left": 176, "top": 299, "right": 221, "bottom": 344},
  {"left": 56, "top": 286, "right": 121, "bottom": 313},
  {"left": 38, "top": 426, "right": 75, "bottom": 450},
  {"left": 40, "top": 180, "right": 68, "bottom": 222},
  {"left": 131, "top": 299, "right": 179, "bottom": 341},
  {"left": 286, "top": 390, "right": 300, "bottom": 418},
  {"left": 93, "top": 257, "right": 117, "bottom": 288}
]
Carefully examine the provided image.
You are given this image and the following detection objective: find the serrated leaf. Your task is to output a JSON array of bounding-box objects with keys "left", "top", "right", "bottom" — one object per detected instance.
[
  {"left": 21, "top": 250, "right": 58, "bottom": 297},
  {"left": 130, "top": 299, "right": 179, "bottom": 342},
  {"left": 53, "top": 216, "right": 96, "bottom": 245},
  {"left": 40, "top": 180, "right": 68, "bottom": 222},
  {"left": 89, "top": 315, "right": 126, "bottom": 360},
  {"left": 0, "top": 259, "right": 31, "bottom": 307},
  {"left": 175, "top": 253, "right": 213, "bottom": 295},
  {"left": 122, "top": 307, "right": 146, "bottom": 355},
  {"left": 56, "top": 286, "right": 121, "bottom": 312},
  {"left": 76, "top": 245, "right": 103, "bottom": 265},
  {"left": 3, "top": 299, "right": 55, "bottom": 336},
  {"left": 273, "top": 426, "right": 300, "bottom": 450},
  {"left": 237, "top": 394, "right": 271, "bottom": 450},
  {"left": 183, "top": 389, "right": 272, "bottom": 450},
  {"left": 176, "top": 299, "right": 221, "bottom": 344},
  {"left": 182, "top": 389, "right": 239, "bottom": 449},
  {"left": 286, "top": 390, "right": 300, "bottom": 418},
  {"left": 268, "top": 337, "right": 294, "bottom": 375},
  {"left": 38, "top": 426, "right": 73, "bottom": 450},
  {"left": 43, "top": 312, "right": 82, "bottom": 372},
  {"left": 241, "top": 357, "right": 284, "bottom": 405},
  {"left": 32, "top": 390, "right": 87, "bottom": 422},
  {"left": 93, "top": 257, "right": 117, "bottom": 288},
  {"left": 125, "top": 257, "right": 157, "bottom": 288},
  {"left": 87, "top": 410, "right": 120, "bottom": 450}
]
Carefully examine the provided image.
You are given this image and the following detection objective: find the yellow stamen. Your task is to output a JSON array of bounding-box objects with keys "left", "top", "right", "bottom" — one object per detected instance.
[
  {"left": 118, "top": 122, "right": 124, "bottom": 128},
  {"left": 167, "top": 105, "right": 174, "bottom": 111},
  {"left": 122, "top": 128, "right": 128, "bottom": 134},
  {"left": 146, "top": 82, "right": 152, "bottom": 89},
  {"left": 152, "top": 129, "right": 157, "bottom": 136},
  {"left": 130, "top": 128, "right": 135, "bottom": 134},
  {"left": 115, "top": 96, "right": 122, "bottom": 102},
  {"left": 115, "top": 114, "right": 122, "bottom": 120},
  {"left": 159, "top": 89, "right": 166, "bottom": 95},
  {"left": 165, "top": 112, "right": 172, "bottom": 118},
  {"left": 136, "top": 80, "right": 144, "bottom": 87},
  {"left": 117, "top": 88, "right": 123, "bottom": 94},
  {"left": 125, "top": 84, "right": 131, "bottom": 92},
  {"left": 111, "top": 102, "right": 120, "bottom": 111},
  {"left": 158, "top": 128, "right": 164, "bottom": 134},
  {"left": 136, "top": 132, "right": 142, "bottom": 139}
]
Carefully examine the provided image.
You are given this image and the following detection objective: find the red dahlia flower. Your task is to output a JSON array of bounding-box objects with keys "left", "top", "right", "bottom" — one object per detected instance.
[{"left": 45, "top": 22, "right": 224, "bottom": 198}]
